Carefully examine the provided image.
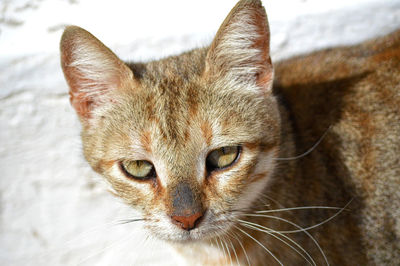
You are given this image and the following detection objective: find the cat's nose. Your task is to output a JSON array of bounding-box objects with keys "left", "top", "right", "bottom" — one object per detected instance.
[{"left": 171, "top": 212, "right": 203, "bottom": 231}]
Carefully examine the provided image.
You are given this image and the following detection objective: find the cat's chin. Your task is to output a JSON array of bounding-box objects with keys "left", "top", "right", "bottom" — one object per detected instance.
[
  {"left": 164, "top": 231, "right": 207, "bottom": 243},
  {"left": 147, "top": 219, "right": 234, "bottom": 244},
  {"left": 152, "top": 228, "right": 227, "bottom": 243}
]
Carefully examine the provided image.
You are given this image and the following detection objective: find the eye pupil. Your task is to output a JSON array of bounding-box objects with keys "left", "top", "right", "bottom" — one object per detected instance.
[
  {"left": 120, "top": 160, "right": 155, "bottom": 180},
  {"left": 206, "top": 146, "right": 240, "bottom": 172}
]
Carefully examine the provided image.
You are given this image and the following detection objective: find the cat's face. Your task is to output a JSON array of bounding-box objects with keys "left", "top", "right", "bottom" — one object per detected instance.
[{"left": 61, "top": 0, "right": 279, "bottom": 242}]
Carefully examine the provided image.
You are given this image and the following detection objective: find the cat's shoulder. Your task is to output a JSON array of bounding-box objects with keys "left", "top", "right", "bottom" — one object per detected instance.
[
  {"left": 273, "top": 29, "right": 400, "bottom": 140},
  {"left": 274, "top": 29, "right": 400, "bottom": 86}
]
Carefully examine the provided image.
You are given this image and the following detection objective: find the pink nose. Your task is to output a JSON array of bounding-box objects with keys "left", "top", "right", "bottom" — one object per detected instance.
[{"left": 171, "top": 212, "right": 203, "bottom": 231}]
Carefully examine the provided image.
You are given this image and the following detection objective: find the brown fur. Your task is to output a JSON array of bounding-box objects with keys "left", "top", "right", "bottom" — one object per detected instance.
[
  {"left": 273, "top": 30, "right": 400, "bottom": 265},
  {"left": 60, "top": 0, "right": 400, "bottom": 265}
]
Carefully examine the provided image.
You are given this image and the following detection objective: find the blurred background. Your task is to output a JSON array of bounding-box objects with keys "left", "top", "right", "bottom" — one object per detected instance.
[{"left": 1, "top": 0, "right": 400, "bottom": 265}]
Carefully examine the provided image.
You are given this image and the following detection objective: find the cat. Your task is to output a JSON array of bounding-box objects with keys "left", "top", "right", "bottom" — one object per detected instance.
[{"left": 60, "top": 0, "right": 400, "bottom": 265}]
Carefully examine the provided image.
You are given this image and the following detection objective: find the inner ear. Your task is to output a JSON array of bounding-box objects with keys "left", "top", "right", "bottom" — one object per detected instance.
[{"left": 204, "top": 0, "right": 273, "bottom": 90}]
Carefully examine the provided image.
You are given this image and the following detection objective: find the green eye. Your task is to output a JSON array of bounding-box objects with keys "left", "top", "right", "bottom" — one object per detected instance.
[
  {"left": 206, "top": 146, "right": 240, "bottom": 171},
  {"left": 120, "top": 160, "right": 155, "bottom": 180}
]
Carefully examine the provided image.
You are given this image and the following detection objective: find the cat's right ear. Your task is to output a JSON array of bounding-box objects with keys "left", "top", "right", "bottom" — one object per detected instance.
[
  {"left": 204, "top": 0, "right": 273, "bottom": 93},
  {"left": 60, "top": 26, "right": 135, "bottom": 121}
]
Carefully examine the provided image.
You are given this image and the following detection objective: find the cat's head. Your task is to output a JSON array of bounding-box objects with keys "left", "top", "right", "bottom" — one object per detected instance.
[{"left": 60, "top": 0, "right": 280, "bottom": 242}]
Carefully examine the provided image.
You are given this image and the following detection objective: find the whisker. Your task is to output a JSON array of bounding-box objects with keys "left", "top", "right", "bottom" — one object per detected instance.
[
  {"left": 222, "top": 235, "right": 234, "bottom": 266},
  {"left": 239, "top": 220, "right": 316, "bottom": 266},
  {"left": 258, "top": 193, "right": 286, "bottom": 208},
  {"left": 227, "top": 235, "right": 240, "bottom": 266},
  {"left": 217, "top": 236, "right": 228, "bottom": 264},
  {"left": 210, "top": 240, "right": 216, "bottom": 250},
  {"left": 274, "top": 125, "right": 331, "bottom": 161},
  {"left": 117, "top": 218, "right": 147, "bottom": 225},
  {"left": 126, "top": 230, "right": 151, "bottom": 265},
  {"left": 242, "top": 214, "right": 329, "bottom": 266},
  {"left": 234, "top": 225, "right": 284, "bottom": 266},
  {"left": 34, "top": 217, "right": 143, "bottom": 262},
  {"left": 64, "top": 220, "right": 124, "bottom": 246},
  {"left": 76, "top": 231, "right": 136, "bottom": 265},
  {"left": 232, "top": 232, "right": 251, "bottom": 266},
  {"left": 211, "top": 238, "right": 218, "bottom": 253},
  {"left": 249, "top": 199, "right": 352, "bottom": 234},
  {"left": 255, "top": 206, "right": 343, "bottom": 214}
]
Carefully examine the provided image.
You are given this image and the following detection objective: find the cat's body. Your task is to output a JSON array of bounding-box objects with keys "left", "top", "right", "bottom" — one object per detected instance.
[
  {"left": 273, "top": 30, "right": 400, "bottom": 265},
  {"left": 60, "top": 0, "right": 400, "bottom": 265}
]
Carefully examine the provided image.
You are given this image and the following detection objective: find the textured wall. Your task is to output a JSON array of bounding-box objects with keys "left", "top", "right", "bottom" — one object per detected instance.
[{"left": 1, "top": 0, "right": 400, "bottom": 265}]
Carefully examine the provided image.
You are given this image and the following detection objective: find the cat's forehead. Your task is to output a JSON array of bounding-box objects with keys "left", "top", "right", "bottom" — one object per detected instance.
[
  {"left": 117, "top": 85, "right": 271, "bottom": 154},
  {"left": 115, "top": 49, "right": 276, "bottom": 152},
  {"left": 137, "top": 48, "right": 207, "bottom": 85},
  {"left": 126, "top": 82, "right": 213, "bottom": 152}
]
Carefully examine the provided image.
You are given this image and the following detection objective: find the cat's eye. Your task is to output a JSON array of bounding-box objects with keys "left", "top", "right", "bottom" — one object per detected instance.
[
  {"left": 120, "top": 160, "right": 155, "bottom": 180},
  {"left": 206, "top": 146, "right": 240, "bottom": 172}
]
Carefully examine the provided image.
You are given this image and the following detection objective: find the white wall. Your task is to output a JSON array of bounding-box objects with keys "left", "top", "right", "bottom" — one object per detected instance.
[{"left": 1, "top": 0, "right": 400, "bottom": 265}]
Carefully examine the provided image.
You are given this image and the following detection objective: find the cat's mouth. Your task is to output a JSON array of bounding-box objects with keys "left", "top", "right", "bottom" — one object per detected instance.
[{"left": 146, "top": 212, "right": 235, "bottom": 243}]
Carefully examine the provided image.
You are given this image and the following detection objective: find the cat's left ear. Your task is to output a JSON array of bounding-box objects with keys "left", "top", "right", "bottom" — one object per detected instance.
[
  {"left": 205, "top": 0, "right": 273, "bottom": 92},
  {"left": 60, "top": 26, "right": 135, "bottom": 122}
]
